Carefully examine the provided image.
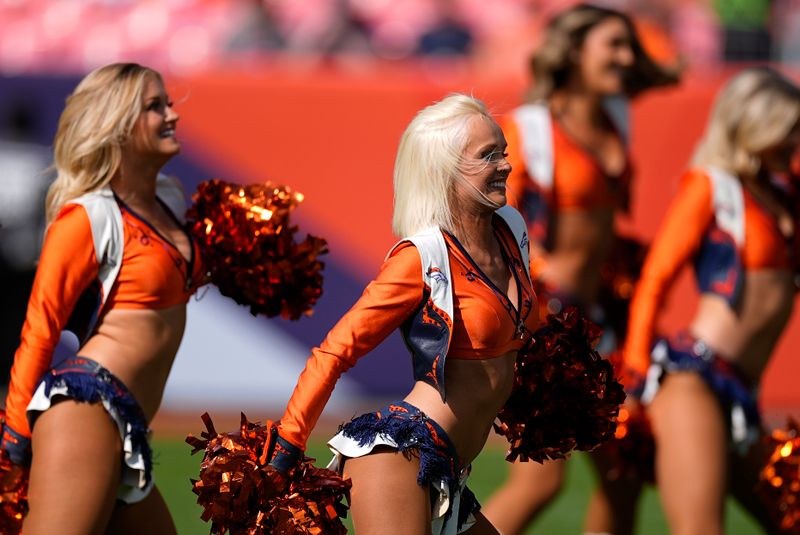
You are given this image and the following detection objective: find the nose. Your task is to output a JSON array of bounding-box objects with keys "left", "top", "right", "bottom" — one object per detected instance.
[
  {"left": 165, "top": 103, "right": 179, "bottom": 123},
  {"left": 618, "top": 44, "right": 634, "bottom": 67},
  {"left": 497, "top": 154, "right": 512, "bottom": 174}
]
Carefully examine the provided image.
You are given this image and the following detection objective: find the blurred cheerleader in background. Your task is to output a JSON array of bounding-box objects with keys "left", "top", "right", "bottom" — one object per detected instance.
[
  {"left": 483, "top": 4, "right": 678, "bottom": 535},
  {"left": 623, "top": 66, "right": 800, "bottom": 534}
]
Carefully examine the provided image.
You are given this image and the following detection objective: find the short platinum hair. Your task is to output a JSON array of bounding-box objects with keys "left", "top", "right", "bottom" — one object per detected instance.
[{"left": 392, "top": 94, "right": 493, "bottom": 238}]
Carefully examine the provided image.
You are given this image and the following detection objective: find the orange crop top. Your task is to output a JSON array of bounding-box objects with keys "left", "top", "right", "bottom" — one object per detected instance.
[
  {"left": 505, "top": 114, "right": 632, "bottom": 215},
  {"left": 550, "top": 118, "right": 632, "bottom": 211},
  {"left": 740, "top": 191, "right": 793, "bottom": 269},
  {"left": 444, "top": 229, "right": 538, "bottom": 358},
  {"left": 277, "top": 220, "right": 539, "bottom": 449},
  {"left": 624, "top": 169, "right": 795, "bottom": 376},
  {"left": 109, "top": 198, "right": 205, "bottom": 309},
  {"left": 5, "top": 201, "right": 205, "bottom": 437}
]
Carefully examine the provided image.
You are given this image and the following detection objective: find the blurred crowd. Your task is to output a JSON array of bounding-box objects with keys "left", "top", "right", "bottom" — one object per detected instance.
[{"left": 1, "top": 0, "right": 800, "bottom": 75}]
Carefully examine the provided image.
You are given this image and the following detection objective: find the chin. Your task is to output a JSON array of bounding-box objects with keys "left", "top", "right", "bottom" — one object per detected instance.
[
  {"left": 161, "top": 142, "right": 181, "bottom": 156},
  {"left": 599, "top": 85, "right": 625, "bottom": 97},
  {"left": 595, "top": 77, "right": 626, "bottom": 96},
  {"left": 490, "top": 194, "right": 507, "bottom": 207},
  {"left": 150, "top": 147, "right": 180, "bottom": 165}
]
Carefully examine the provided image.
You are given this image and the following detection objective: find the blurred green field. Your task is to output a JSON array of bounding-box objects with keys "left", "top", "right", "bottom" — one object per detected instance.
[{"left": 154, "top": 436, "right": 764, "bottom": 534}]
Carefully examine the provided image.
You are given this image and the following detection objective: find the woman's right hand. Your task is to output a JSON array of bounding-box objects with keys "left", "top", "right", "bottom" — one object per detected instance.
[
  {"left": 264, "top": 423, "right": 303, "bottom": 477},
  {"left": 618, "top": 359, "right": 648, "bottom": 400}
]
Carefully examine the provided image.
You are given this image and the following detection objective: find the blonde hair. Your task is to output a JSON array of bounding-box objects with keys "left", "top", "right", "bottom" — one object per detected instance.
[
  {"left": 46, "top": 63, "right": 161, "bottom": 223},
  {"left": 392, "top": 94, "right": 493, "bottom": 238},
  {"left": 692, "top": 67, "right": 800, "bottom": 178},
  {"left": 529, "top": 4, "right": 678, "bottom": 101}
]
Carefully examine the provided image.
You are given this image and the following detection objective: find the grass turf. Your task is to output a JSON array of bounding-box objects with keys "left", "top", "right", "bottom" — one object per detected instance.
[{"left": 155, "top": 437, "right": 764, "bottom": 534}]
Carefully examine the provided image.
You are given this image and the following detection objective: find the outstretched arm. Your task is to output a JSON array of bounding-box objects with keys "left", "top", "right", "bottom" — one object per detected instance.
[{"left": 276, "top": 243, "right": 425, "bottom": 452}]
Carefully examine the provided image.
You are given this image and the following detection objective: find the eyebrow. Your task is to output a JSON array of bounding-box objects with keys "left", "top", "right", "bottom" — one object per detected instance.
[
  {"left": 144, "top": 95, "right": 172, "bottom": 107},
  {"left": 476, "top": 141, "right": 506, "bottom": 153}
]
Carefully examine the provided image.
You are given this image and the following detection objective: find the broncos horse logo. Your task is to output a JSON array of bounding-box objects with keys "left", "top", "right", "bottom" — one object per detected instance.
[{"left": 427, "top": 266, "right": 448, "bottom": 285}]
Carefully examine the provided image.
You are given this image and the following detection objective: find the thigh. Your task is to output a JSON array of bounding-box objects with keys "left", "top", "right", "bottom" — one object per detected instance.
[
  {"left": 648, "top": 372, "right": 727, "bottom": 535},
  {"left": 488, "top": 457, "right": 566, "bottom": 502},
  {"left": 584, "top": 448, "right": 642, "bottom": 535},
  {"left": 481, "top": 458, "right": 565, "bottom": 535},
  {"left": 24, "top": 399, "right": 123, "bottom": 535},
  {"left": 505, "top": 458, "right": 565, "bottom": 492},
  {"left": 344, "top": 446, "right": 431, "bottom": 535},
  {"left": 106, "top": 486, "right": 177, "bottom": 535}
]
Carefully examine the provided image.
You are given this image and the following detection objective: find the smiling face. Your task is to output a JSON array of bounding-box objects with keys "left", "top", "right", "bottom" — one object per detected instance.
[
  {"left": 127, "top": 74, "right": 180, "bottom": 164},
  {"left": 576, "top": 16, "right": 635, "bottom": 96},
  {"left": 454, "top": 115, "right": 511, "bottom": 210}
]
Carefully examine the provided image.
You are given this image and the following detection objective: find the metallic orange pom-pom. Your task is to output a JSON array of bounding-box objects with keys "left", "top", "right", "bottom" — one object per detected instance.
[
  {"left": 186, "top": 180, "right": 328, "bottom": 320},
  {"left": 759, "top": 419, "right": 800, "bottom": 533},
  {"left": 598, "top": 235, "right": 648, "bottom": 343},
  {"left": 598, "top": 400, "right": 655, "bottom": 483},
  {"left": 494, "top": 308, "right": 627, "bottom": 463},
  {"left": 592, "top": 352, "right": 657, "bottom": 483},
  {"left": 0, "top": 451, "right": 27, "bottom": 534},
  {"left": 187, "top": 413, "right": 350, "bottom": 534},
  {"left": 0, "top": 415, "right": 28, "bottom": 535}
]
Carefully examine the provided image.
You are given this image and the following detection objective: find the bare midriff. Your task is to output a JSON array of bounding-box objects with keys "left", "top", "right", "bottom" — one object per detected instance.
[
  {"left": 538, "top": 207, "right": 615, "bottom": 303},
  {"left": 404, "top": 350, "right": 517, "bottom": 465},
  {"left": 689, "top": 269, "right": 795, "bottom": 383},
  {"left": 77, "top": 304, "right": 187, "bottom": 422}
]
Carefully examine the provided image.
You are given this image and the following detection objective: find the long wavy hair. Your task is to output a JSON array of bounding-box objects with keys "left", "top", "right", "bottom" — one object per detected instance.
[
  {"left": 528, "top": 4, "right": 678, "bottom": 102},
  {"left": 392, "top": 94, "right": 493, "bottom": 238},
  {"left": 46, "top": 63, "right": 160, "bottom": 223},
  {"left": 692, "top": 67, "right": 800, "bottom": 178}
]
